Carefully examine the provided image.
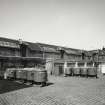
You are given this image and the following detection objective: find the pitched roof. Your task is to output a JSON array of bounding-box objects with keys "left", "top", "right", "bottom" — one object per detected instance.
[
  {"left": 62, "top": 47, "right": 82, "bottom": 55},
  {"left": 0, "top": 37, "right": 86, "bottom": 55},
  {"left": 37, "top": 43, "right": 59, "bottom": 53},
  {"left": 0, "top": 37, "right": 20, "bottom": 48},
  {"left": 0, "top": 37, "right": 19, "bottom": 43},
  {"left": 27, "top": 42, "right": 43, "bottom": 51},
  {"left": 37, "top": 43, "right": 82, "bottom": 55}
]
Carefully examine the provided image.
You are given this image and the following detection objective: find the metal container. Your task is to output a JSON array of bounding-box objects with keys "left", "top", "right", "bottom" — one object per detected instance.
[
  {"left": 16, "top": 68, "right": 22, "bottom": 79},
  {"left": 80, "top": 67, "right": 88, "bottom": 76},
  {"left": 27, "top": 68, "right": 35, "bottom": 81},
  {"left": 72, "top": 67, "right": 80, "bottom": 76},
  {"left": 34, "top": 69, "right": 48, "bottom": 83},
  {"left": 16, "top": 68, "right": 23, "bottom": 79},
  {"left": 87, "top": 67, "right": 97, "bottom": 78},
  {"left": 6, "top": 68, "right": 16, "bottom": 79},
  {"left": 20, "top": 68, "right": 27, "bottom": 80},
  {"left": 16, "top": 68, "right": 27, "bottom": 80}
]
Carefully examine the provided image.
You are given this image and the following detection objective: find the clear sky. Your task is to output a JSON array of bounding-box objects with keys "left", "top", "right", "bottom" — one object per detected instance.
[{"left": 0, "top": 0, "right": 105, "bottom": 50}]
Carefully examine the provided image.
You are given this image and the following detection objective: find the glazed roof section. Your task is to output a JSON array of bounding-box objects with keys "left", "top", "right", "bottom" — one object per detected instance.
[
  {"left": 62, "top": 47, "right": 82, "bottom": 55},
  {"left": 0, "top": 37, "right": 86, "bottom": 55},
  {"left": 26, "top": 42, "right": 43, "bottom": 51},
  {"left": 0, "top": 37, "right": 42, "bottom": 51},
  {"left": 37, "top": 43, "right": 83, "bottom": 55},
  {"left": 37, "top": 43, "right": 59, "bottom": 53},
  {"left": 0, "top": 37, "right": 20, "bottom": 48},
  {"left": 0, "top": 37, "right": 43, "bottom": 51}
]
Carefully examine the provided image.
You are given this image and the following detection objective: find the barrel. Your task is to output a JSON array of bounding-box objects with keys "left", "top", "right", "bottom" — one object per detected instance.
[
  {"left": 16, "top": 68, "right": 27, "bottom": 81},
  {"left": 34, "top": 69, "right": 48, "bottom": 83},
  {"left": 27, "top": 68, "right": 35, "bottom": 81},
  {"left": 72, "top": 67, "right": 80, "bottom": 76},
  {"left": 16, "top": 68, "right": 22, "bottom": 79},
  {"left": 6, "top": 68, "right": 16, "bottom": 79},
  {"left": 87, "top": 67, "right": 97, "bottom": 78},
  {"left": 80, "top": 67, "right": 88, "bottom": 77},
  {"left": 16, "top": 68, "right": 24, "bottom": 80},
  {"left": 21, "top": 68, "right": 28, "bottom": 80}
]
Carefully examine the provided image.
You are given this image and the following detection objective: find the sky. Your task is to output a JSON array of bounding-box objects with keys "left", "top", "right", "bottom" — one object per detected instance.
[{"left": 0, "top": 0, "right": 105, "bottom": 50}]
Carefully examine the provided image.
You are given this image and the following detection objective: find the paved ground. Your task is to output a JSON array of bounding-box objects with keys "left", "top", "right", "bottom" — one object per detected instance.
[{"left": 0, "top": 74, "right": 105, "bottom": 105}]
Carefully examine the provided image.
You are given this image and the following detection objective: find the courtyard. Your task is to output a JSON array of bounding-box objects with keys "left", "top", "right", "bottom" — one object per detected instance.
[{"left": 0, "top": 74, "right": 105, "bottom": 105}]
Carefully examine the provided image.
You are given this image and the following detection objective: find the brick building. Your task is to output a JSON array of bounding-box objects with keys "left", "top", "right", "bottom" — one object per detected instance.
[
  {"left": 0, "top": 37, "right": 104, "bottom": 76},
  {"left": 0, "top": 37, "right": 89, "bottom": 61}
]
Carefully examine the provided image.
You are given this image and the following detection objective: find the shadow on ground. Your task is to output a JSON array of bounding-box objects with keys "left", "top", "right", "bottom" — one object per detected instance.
[
  {"left": 0, "top": 79, "right": 32, "bottom": 94},
  {"left": 0, "top": 79, "right": 54, "bottom": 94},
  {"left": 46, "top": 82, "right": 54, "bottom": 86}
]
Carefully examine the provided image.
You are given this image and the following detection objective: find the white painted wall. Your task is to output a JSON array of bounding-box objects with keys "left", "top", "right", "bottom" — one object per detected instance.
[{"left": 101, "top": 64, "right": 105, "bottom": 74}]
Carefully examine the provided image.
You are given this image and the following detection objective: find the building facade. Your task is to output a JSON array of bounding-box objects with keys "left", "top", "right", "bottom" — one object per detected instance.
[{"left": 0, "top": 37, "right": 105, "bottom": 76}]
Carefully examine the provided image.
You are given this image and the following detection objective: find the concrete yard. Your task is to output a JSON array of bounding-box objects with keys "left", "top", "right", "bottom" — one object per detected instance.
[{"left": 0, "top": 74, "right": 105, "bottom": 105}]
